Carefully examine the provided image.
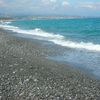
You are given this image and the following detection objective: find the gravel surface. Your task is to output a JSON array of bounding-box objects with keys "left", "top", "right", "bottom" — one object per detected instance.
[{"left": 0, "top": 31, "right": 100, "bottom": 100}]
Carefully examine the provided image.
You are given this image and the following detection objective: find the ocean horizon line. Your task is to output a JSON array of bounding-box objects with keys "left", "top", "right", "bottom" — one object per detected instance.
[{"left": 0, "top": 15, "right": 100, "bottom": 21}]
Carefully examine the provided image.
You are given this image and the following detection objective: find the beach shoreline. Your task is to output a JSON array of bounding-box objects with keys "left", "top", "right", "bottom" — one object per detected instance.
[{"left": 0, "top": 29, "right": 100, "bottom": 100}]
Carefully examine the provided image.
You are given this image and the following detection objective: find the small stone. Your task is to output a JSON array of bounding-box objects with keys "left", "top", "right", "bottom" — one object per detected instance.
[
  {"left": 57, "top": 97, "right": 60, "bottom": 100},
  {"left": 20, "top": 68, "right": 23, "bottom": 71},
  {"left": 78, "top": 84, "right": 81, "bottom": 87},
  {"left": 61, "top": 86, "right": 64, "bottom": 89},
  {"left": 37, "top": 87, "right": 39, "bottom": 90},
  {"left": 20, "top": 58, "right": 23, "bottom": 60},
  {"left": 13, "top": 71, "right": 16, "bottom": 74},
  {"left": 14, "top": 63, "right": 18, "bottom": 66},
  {"left": 24, "top": 79, "right": 29, "bottom": 83},
  {"left": 34, "top": 79, "right": 38, "bottom": 82},
  {"left": 69, "top": 97, "right": 72, "bottom": 100},
  {"left": 19, "top": 80, "right": 23, "bottom": 85},
  {"left": 29, "top": 93, "right": 33, "bottom": 96},
  {"left": 84, "top": 87, "right": 88, "bottom": 89},
  {"left": 19, "top": 92, "right": 24, "bottom": 96}
]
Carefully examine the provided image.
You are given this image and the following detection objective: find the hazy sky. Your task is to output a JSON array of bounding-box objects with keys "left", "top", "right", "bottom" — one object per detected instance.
[{"left": 0, "top": 0, "right": 100, "bottom": 16}]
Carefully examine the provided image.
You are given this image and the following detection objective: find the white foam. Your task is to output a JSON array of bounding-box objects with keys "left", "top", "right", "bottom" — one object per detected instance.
[
  {"left": 4, "top": 22, "right": 12, "bottom": 24},
  {"left": 0, "top": 21, "right": 12, "bottom": 25},
  {"left": 0, "top": 24, "right": 100, "bottom": 52},
  {"left": 51, "top": 40, "right": 100, "bottom": 52}
]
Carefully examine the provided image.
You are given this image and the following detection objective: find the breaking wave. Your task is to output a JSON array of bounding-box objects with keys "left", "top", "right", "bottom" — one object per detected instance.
[{"left": 0, "top": 24, "right": 100, "bottom": 52}]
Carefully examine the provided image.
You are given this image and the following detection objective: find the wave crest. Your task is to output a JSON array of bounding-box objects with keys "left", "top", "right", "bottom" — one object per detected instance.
[{"left": 0, "top": 24, "right": 100, "bottom": 52}]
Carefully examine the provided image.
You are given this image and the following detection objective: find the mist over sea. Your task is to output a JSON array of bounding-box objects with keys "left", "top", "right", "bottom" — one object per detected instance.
[{"left": 0, "top": 18, "right": 100, "bottom": 78}]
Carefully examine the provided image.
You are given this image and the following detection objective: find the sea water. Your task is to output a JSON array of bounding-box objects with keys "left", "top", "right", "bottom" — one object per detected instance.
[{"left": 0, "top": 18, "right": 100, "bottom": 78}]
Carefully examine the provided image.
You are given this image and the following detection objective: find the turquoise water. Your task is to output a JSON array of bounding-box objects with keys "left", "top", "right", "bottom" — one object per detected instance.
[
  {"left": 10, "top": 18, "right": 100, "bottom": 44},
  {"left": 0, "top": 18, "right": 100, "bottom": 78}
]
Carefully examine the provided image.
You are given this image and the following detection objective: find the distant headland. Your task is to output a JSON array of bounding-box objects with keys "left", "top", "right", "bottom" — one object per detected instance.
[{"left": 0, "top": 15, "right": 100, "bottom": 21}]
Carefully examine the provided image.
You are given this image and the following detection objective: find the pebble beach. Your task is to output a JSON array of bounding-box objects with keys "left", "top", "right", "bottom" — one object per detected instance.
[{"left": 0, "top": 29, "right": 100, "bottom": 100}]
